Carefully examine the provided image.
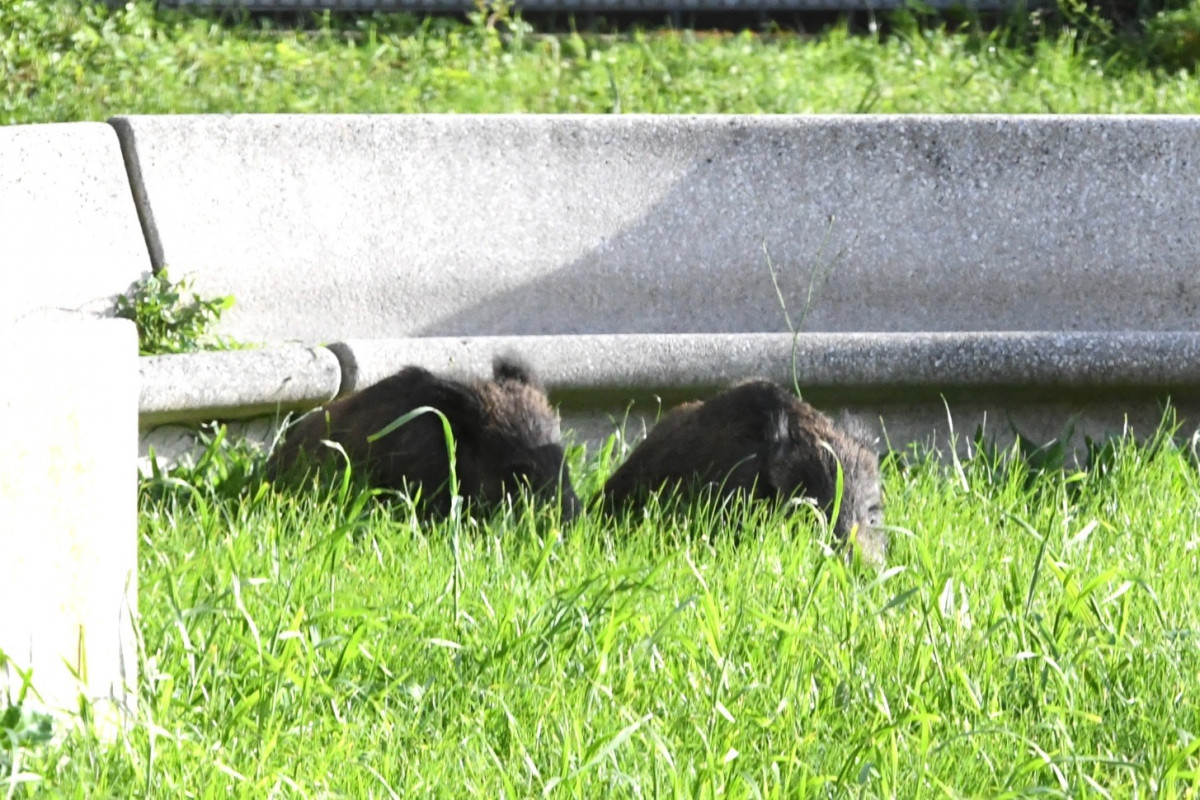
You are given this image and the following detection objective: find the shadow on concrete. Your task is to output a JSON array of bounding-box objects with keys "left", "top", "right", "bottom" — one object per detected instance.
[{"left": 415, "top": 117, "right": 1200, "bottom": 338}]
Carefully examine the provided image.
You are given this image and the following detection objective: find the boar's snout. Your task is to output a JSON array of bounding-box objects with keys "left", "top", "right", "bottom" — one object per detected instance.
[{"left": 768, "top": 412, "right": 885, "bottom": 563}]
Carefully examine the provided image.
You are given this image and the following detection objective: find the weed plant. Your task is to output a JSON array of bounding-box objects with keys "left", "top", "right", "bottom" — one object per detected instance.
[
  {"left": 4, "top": 414, "right": 1199, "bottom": 796},
  {"left": 114, "top": 268, "right": 238, "bottom": 355}
]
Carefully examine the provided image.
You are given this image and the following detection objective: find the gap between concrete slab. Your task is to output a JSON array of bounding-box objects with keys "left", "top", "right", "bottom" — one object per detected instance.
[{"left": 107, "top": 117, "right": 165, "bottom": 272}]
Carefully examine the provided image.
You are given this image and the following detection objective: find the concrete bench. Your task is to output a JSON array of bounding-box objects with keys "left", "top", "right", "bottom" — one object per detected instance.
[
  {"left": 113, "top": 114, "right": 1200, "bottom": 342},
  {"left": 0, "top": 320, "right": 139, "bottom": 740},
  {"left": 114, "top": 114, "right": 1200, "bottom": 454}
]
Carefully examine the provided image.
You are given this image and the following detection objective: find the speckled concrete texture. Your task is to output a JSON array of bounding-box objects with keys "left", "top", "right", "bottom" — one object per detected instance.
[
  {"left": 109, "top": 114, "right": 1200, "bottom": 344},
  {"left": 138, "top": 345, "right": 341, "bottom": 426},
  {"left": 330, "top": 332, "right": 1200, "bottom": 396},
  {"left": 317, "top": 331, "right": 1200, "bottom": 458},
  {"left": 0, "top": 319, "right": 138, "bottom": 736},
  {"left": 1, "top": 123, "right": 150, "bottom": 323}
]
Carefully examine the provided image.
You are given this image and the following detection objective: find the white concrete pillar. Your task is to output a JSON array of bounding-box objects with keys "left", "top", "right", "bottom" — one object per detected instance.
[{"left": 0, "top": 319, "right": 138, "bottom": 737}]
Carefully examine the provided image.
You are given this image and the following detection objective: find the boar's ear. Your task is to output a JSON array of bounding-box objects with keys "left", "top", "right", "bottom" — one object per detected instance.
[
  {"left": 764, "top": 410, "right": 839, "bottom": 511},
  {"left": 769, "top": 439, "right": 841, "bottom": 519},
  {"left": 492, "top": 355, "right": 542, "bottom": 389}
]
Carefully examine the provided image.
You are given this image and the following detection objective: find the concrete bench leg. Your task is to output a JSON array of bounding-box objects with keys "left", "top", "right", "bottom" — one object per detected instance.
[{"left": 0, "top": 319, "right": 138, "bottom": 739}]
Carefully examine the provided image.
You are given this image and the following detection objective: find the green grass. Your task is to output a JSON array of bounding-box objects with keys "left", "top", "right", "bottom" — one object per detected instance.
[
  {"left": 5, "top": 1, "right": 1200, "bottom": 793},
  {"left": 4, "top": 0, "right": 1200, "bottom": 125},
  {"left": 5, "top": 418, "right": 1199, "bottom": 796}
]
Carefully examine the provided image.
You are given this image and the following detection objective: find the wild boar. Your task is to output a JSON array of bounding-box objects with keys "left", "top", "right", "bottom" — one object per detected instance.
[
  {"left": 602, "top": 380, "right": 885, "bottom": 562},
  {"left": 268, "top": 356, "right": 580, "bottom": 520}
]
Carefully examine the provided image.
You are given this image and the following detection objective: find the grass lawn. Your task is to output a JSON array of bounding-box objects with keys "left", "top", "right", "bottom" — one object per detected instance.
[
  {"left": 3, "top": 0, "right": 1200, "bottom": 794},
  {"left": 5, "top": 419, "right": 1200, "bottom": 796},
  {"left": 3, "top": 0, "right": 1200, "bottom": 123}
]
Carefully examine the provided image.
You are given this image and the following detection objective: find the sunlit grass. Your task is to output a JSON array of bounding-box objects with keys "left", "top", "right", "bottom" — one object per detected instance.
[
  {"left": 4, "top": 0, "right": 1200, "bottom": 125},
  {"left": 5, "top": 415, "right": 1199, "bottom": 796},
  {"left": 4, "top": 1, "right": 1200, "bottom": 792}
]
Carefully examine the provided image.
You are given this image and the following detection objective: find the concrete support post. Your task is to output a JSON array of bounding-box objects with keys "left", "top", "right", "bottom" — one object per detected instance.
[{"left": 0, "top": 319, "right": 139, "bottom": 738}]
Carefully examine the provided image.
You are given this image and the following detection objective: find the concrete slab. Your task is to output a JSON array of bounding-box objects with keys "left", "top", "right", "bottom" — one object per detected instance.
[
  {"left": 138, "top": 345, "right": 341, "bottom": 426},
  {"left": 318, "top": 332, "right": 1200, "bottom": 460},
  {"left": 330, "top": 332, "right": 1200, "bottom": 397},
  {"left": 0, "top": 319, "right": 138, "bottom": 736},
  {"left": 0, "top": 123, "right": 150, "bottom": 323},
  {"left": 110, "top": 115, "right": 1200, "bottom": 345}
]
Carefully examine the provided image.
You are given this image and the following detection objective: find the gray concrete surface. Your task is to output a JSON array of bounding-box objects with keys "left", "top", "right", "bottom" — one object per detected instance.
[
  {"left": 0, "top": 319, "right": 138, "bottom": 737},
  {"left": 331, "top": 332, "right": 1200, "bottom": 397},
  {"left": 110, "top": 114, "right": 1200, "bottom": 345},
  {"left": 319, "top": 331, "right": 1200, "bottom": 458},
  {"left": 1, "top": 123, "right": 150, "bottom": 323},
  {"left": 138, "top": 345, "right": 341, "bottom": 426}
]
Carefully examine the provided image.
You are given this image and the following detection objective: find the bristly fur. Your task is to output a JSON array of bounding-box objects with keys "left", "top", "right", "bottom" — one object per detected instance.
[
  {"left": 836, "top": 411, "right": 879, "bottom": 449},
  {"left": 602, "top": 379, "right": 886, "bottom": 564},
  {"left": 475, "top": 372, "right": 561, "bottom": 448},
  {"left": 267, "top": 358, "right": 579, "bottom": 520}
]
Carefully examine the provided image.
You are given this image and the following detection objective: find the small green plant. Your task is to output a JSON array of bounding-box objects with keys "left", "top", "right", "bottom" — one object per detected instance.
[
  {"left": 1, "top": 650, "right": 54, "bottom": 783},
  {"left": 763, "top": 220, "right": 847, "bottom": 400},
  {"left": 113, "top": 268, "right": 236, "bottom": 356},
  {"left": 467, "top": 0, "right": 531, "bottom": 39},
  {"left": 141, "top": 422, "right": 268, "bottom": 504}
]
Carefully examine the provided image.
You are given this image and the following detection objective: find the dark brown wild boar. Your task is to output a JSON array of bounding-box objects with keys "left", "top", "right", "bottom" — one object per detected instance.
[
  {"left": 602, "top": 380, "right": 885, "bottom": 563},
  {"left": 268, "top": 357, "right": 580, "bottom": 520}
]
